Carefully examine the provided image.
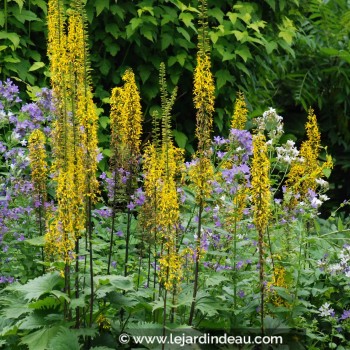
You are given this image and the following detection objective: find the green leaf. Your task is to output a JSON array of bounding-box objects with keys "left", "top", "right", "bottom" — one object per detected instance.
[
  {"left": 265, "top": 41, "right": 277, "bottom": 54},
  {"left": 265, "top": 0, "right": 276, "bottom": 11},
  {"left": 20, "top": 326, "right": 62, "bottom": 350},
  {"left": 205, "top": 274, "right": 229, "bottom": 287},
  {"left": 232, "top": 30, "right": 249, "bottom": 43},
  {"left": 12, "top": 0, "right": 24, "bottom": 11},
  {"left": 13, "top": 9, "right": 40, "bottom": 23},
  {"left": 235, "top": 46, "right": 252, "bottom": 62},
  {"left": 215, "top": 69, "right": 234, "bottom": 90},
  {"left": 25, "top": 236, "right": 45, "bottom": 246},
  {"left": 28, "top": 61, "right": 45, "bottom": 72},
  {"left": 236, "top": 62, "right": 250, "bottom": 76},
  {"left": 177, "top": 27, "right": 190, "bottom": 42},
  {"left": 179, "top": 12, "right": 194, "bottom": 28},
  {"left": 208, "top": 8, "right": 224, "bottom": 23},
  {"left": 172, "top": 130, "right": 188, "bottom": 148},
  {"left": 0, "top": 32, "right": 20, "bottom": 48},
  {"left": 95, "top": 275, "right": 134, "bottom": 292},
  {"left": 19, "top": 313, "right": 48, "bottom": 330},
  {"left": 322, "top": 167, "right": 331, "bottom": 178},
  {"left": 96, "top": 0, "right": 109, "bottom": 16},
  {"left": 99, "top": 116, "right": 110, "bottom": 129},
  {"left": 12, "top": 272, "right": 62, "bottom": 301},
  {"left": 48, "top": 327, "right": 82, "bottom": 350},
  {"left": 161, "top": 33, "right": 173, "bottom": 50},
  {"left": 130, "top": 17, "right": 143, "bottom": 31},
  {"left": 227, "top": 12, "right": 238, "bottom": 25},
  {"left": 278, "top": 31, "right": 293, "bottom": 45}
]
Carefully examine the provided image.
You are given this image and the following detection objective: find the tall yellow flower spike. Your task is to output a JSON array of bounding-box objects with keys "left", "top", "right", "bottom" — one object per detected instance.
[
  {"left": 251, "top": 133, "right": 271, "bottom": 234},
  {"left": 286, "top": 109, "right": 333, "bottom": 200},
  {"left": 110, "top": 68, "right": 143, "bottom": 189},
  {"left": 193, "top": 54, "right": 215, "bottom": 152},
  {"left": 231, "top": 92, "right": 248, "bottom": 130},
  {"left": 46, "top": 0, "right": 99, "bottom": 263}
]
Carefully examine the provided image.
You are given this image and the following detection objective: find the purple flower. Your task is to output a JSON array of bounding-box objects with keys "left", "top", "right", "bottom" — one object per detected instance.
[
  {"left": 238, "top": 290, "right": 245, "bottom": 298},
  {"left": 96, "top": 152, "right": 103, "bottom": 162},
  {"left": 236, "top": 261, "right": 244, "bottom": 270},
  {"left": 127, "top": 202, "right": 135, "bottom": 210},
  {"left": 17, "top": 234, "right": 25, "bottom": 241},
  {"left": 115, "top": 230, "right": 123, "bottom": 237},
  {"left": 340, "top": 310, "right": 350, "bottom": 321}
]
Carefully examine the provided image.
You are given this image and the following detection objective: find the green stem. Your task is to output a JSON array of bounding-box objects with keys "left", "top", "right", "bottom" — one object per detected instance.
[
  {"left": 188, "top": 201, "right": 203, "bottom": 326},
  {"left": 124, "top": 209, "right": 132, "bottom": 277}
]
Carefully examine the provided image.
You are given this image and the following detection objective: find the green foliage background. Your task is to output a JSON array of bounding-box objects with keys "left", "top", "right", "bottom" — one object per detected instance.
[{"left": 1, "top": 0, "right": 350, "bottom": 209}]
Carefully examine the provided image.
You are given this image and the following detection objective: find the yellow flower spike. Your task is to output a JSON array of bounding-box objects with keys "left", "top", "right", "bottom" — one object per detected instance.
[
  {"left": 231, "top": 92, "right": 248, "bottom": 130},
  {"left": 193, "top": 53, "right": 215, "bottom": 152},
  {"left": 286, "top": 109, "right": 332, "bottom": 201},
  {"left": 251, "top": 134, "right": 271, "bottom": 233},
  {"left": 46, "top": 0, "right": 99, "bottom": 264}
]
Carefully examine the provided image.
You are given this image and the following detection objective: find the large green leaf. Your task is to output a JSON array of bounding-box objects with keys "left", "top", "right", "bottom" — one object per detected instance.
[
  {"left": 11, "top": 272, "right": 62, "bottom": 301},
  {"left": 20, "top": 326, "right": 62, "bottom": 350},
  {"left": 48, "top": 327, "right": 82, "bottom": 350}
]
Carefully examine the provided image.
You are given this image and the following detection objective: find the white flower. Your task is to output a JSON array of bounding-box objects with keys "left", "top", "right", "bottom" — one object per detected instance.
[
  {"left": 315, "top": 178, "right": 329, "bottom": 188},
  {"left": 319, "top": 194, "right": 329, "bottom": 202},
  {"left": 20, "top": 139, "right": 27, "bottom": 146},
  {"left": 11, "top": 131, "right": 21, "bottom": 140},
  {"left": 318, "top": 303, "right": 334, "bottom": 317}
]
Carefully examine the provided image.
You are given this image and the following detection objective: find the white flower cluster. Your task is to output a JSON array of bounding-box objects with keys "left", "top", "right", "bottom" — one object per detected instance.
[
  {"left": 318, "top": 302, "right": 334, "bottom": 317},
  {"left": 315, "top": 178, "right": 329, "bottom": 190},
  {"left": 328, "top": 245, "right": 350, "bottom": 277},
  {"left": 256, "top": 108, "right": 284, "bottom": 143},
  {"left": 276, "top": 140, "right": 299, "bottom": 165}
]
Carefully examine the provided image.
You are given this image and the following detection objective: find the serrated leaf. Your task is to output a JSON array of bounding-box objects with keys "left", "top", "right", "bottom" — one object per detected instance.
[
  {"left": 12, "top": 272, "right": 62, "bottom": 301},
  {"left": 0, "top": 295, "right": 30, "bottom": 319},
  {"left": 96, "top": 0, "right": 109, "bottom": 16},
  {"left": 50, "top": 290, "right": 70, "bottom": 303},
  {"left": 48, "top": 327, "right": 81, "bottom": 350},
  {"left": 205, "top": 274, "right": 229, "bottom": 287},
  {"left": 20, "top": 326, "right": 61, "bottom": 350},
  {"left": 19, "top": 313, "right": 48, "bottom": 330},
  {"left": 29, "top": 61, "right": 45, "bottom": 72}
]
